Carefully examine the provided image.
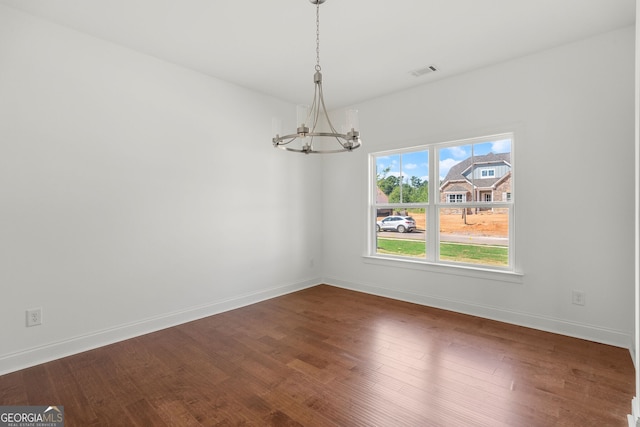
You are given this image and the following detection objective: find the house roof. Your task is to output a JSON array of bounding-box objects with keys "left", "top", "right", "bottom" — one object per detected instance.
[
  {"left": 445, "top": 185, "right": 469, "bottom": 193},
  {"left": 472, "top": 178, "right": 503, "bottom": 189},
  {"left": 376, "top": 187, "right": 389, "bottom": 204},
  {"left": 441, "top": 152, "right": 511, "bottom": 190}
]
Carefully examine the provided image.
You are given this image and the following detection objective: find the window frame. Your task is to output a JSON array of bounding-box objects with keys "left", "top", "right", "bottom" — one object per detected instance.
[{"left": 367, "top": 132, "right": 518, "bottom": 277}]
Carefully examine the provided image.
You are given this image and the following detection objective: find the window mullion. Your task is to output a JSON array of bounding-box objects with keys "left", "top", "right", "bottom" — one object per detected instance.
[{"left": 427, "top": 146, "right": 437, "bottom": 262}]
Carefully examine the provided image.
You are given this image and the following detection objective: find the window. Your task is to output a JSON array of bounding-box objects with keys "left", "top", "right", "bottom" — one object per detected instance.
[{"left": 370, "top": 133, "right": 514, "bottom": 271}]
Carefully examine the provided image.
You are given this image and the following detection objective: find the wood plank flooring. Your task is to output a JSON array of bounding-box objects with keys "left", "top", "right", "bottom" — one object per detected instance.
[{"left": 0, "top": 285, "right": 635, "bottom": 426}]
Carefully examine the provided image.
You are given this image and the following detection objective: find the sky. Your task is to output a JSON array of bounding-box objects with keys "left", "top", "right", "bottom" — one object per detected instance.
[{"left": 376, "top": 137, "right": 511, "bottom": 184}]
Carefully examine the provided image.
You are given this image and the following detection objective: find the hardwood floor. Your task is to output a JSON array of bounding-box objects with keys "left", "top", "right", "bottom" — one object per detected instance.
[{"left": 0, "top": 285, "right": 634, "bottom": 426}]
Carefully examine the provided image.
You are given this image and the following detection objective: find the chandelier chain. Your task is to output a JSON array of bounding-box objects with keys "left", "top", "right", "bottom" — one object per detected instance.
[{"left": 315, "top": 2, "right": 321, "bottom": 71}]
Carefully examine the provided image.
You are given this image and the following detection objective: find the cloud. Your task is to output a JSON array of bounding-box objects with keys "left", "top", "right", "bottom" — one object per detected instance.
[
  {"left": 404, "top": 163, "right": 418, "bottom": 170},
  {"left": 446, "top": 146, "right": 468, "bottom": 159},
  {"left": 491, "top": 139, "right": 511, "bottom": 153},
  {"left": 383, "top": 171, "right": 403, "bottom": 181},
  {"left": 377, "top": 161, "right": 395, "bottom": 171},
  {"left": 439, "top": 158, "right": 459, "bottom": 180}
]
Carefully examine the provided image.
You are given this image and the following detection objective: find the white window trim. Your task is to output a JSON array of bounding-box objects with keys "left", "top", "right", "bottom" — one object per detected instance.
[
  {"left": 368, "top": 132, "right": 518, "bottom": 276},
  {"left": 362, "top": 254, "right": 523, "bottom": 283}
]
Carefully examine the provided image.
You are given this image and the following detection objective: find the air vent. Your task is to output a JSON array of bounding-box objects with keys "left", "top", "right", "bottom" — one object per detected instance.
[{"left": 410, "top": 65, "right": 438, "bottom": 77}]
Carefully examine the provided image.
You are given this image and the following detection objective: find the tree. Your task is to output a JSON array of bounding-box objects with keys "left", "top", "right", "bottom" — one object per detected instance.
[
  {"left": 410, "top": 176, "right": 423, "bottom": 188},
  {"left": 378, "top": 175, "right": 400, "bottom": 196},
  {"left": 413, "top": 183, "right": 428, "bottom": 203},
  {"left": 387, "top": 176, "right": 428, "bottom": 203},
  {"left": 377, "top": 167, "right": 400, "bottom": 196},
  {"left": 388, "top": 185, "right": 402, "bottom": 203},
  {"left": 377, "top": 168, "right": 429, "bottom": 203}
]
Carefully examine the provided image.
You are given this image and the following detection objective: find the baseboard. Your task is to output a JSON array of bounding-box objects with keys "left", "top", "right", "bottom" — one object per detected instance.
[
  {"left": 629, "top": 397, "right": 639, "bottom": 427},
  {"left": 0, "top": 279, "right": 319, "bottom": 376},
  {"left": 324, "top": 277, "right": 632, "bottom": 349}
]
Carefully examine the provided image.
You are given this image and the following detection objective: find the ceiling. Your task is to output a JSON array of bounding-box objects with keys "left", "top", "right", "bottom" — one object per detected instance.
[{"left": 0, "top": 0, "right": 635, "bottom": 108}]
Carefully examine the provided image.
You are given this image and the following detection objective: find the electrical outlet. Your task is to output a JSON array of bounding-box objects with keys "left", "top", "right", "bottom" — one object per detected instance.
[
  {"left": 26, "top": 308, "right": 42, "bottom": 327},
  {"left": 571, "top": 290, "right": 586, "bottom": 306}
]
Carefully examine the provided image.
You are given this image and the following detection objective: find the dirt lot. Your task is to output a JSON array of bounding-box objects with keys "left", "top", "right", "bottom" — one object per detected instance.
[
  {"left": 380, "top": 211, "right": 509, "bottom": 237},
  {"left": 439, "top": 212, "right": 508, "bottom": 236}
]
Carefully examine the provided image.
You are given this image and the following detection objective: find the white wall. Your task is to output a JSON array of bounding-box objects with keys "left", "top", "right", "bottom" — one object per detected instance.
[
  {"left": 323, "top": 27, "right": 636, "bottom": 348},
  {"left": 0, "top": 5, "right": 322, "bottom": 374}
]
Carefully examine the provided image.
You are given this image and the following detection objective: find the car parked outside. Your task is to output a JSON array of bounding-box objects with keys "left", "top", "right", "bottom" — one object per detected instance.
[{"left": 376, "top": 216, "right": 416, "bottom": 233}]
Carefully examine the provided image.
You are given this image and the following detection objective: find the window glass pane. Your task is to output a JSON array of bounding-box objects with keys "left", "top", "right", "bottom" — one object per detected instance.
[
  {"left": 376, "top": 154, "right": 400, "bottom": 204},
  {"left": 439, "top": 207, "right": 509, "bottom": 267},
  {"left": 400, "top": 151, "right": 428, "bottom": 203},
  {"left": 376, "top": 209, "right": 426, "bottom": 258},
  {"left": 375, "top": 152, "right": 428, "bottom": 204},
  {"left": 439, "top": 144, "right": 472, "bottom": 202},
  {"left": 439, "top": 138, "right": 512, "bottom": 203}
]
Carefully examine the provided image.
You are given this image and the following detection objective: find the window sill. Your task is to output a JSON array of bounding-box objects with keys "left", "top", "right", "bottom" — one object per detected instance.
[{"left": 362, "top": 255, "right": 524, "bottom": 284}]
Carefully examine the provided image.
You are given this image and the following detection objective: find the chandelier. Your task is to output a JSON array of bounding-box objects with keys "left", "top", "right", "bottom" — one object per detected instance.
[{"left": 272, "top": 0, "right": 362, "bottom": 154}]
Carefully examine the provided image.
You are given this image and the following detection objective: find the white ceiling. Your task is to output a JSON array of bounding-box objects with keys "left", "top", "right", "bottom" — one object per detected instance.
[{"left": 0, "top": 0, "right": 635, "bottom": 108}]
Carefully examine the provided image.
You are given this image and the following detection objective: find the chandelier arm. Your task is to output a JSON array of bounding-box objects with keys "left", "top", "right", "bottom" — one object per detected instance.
[
  {"left": 276, "top": 136, "right": 361, "bottom": 153},
  {"left": 307, "top": 91, "right": 317, "bottom": 130},
  {"left": 317, "top": 147, "right": 356, "bottom": 153},
  {"left": 334, "top": 135, "right": 348, "bottom": 149},
  {"left": 281, "top": 147, "right": 319, "bottom": 154},
  {"left": 273, "top": 134, "right": 302, "bottom": 144},
  {"left": 310, "top": 85, "right": 321, "bottom": 133},
  {"left": 279, "top": 145, "right": 348, "bottom": 154},
  {"left": 307, "top": 132, "right": 349, "bottom": 137},
  {"left": 317, "top": 82, "right": 340, "bottom": 134}
]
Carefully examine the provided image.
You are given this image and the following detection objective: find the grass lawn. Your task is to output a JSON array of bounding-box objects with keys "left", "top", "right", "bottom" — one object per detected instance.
[
  {"left": 376, "top": 238, "right": 426, "bottom": 257},
  {"left": 377, "top": 238, "right": 508, "bottom": 266}
]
